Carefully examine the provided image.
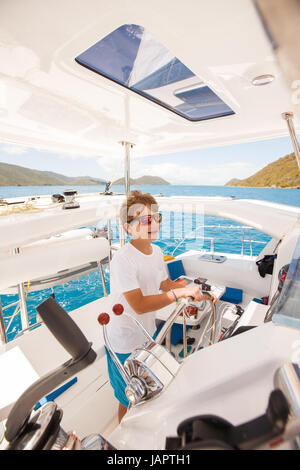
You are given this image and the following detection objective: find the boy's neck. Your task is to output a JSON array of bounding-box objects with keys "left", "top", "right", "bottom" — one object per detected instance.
[{"left": 130, "top": 238, "right": 153, "bottom": 255}]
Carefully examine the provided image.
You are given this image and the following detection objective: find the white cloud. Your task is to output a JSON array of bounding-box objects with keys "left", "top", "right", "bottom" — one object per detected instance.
[
  {"left": 96, "top": 154, "right": 124, "bottom": 181},
  {"left": 0, "top": 144, "right": 28, "bottom": 155},
  {"left": 63, "top": 151, "right": 260, "bottom": 185},
  {"left": 130, "top": 160, "right": 258, "bottom": 185}
]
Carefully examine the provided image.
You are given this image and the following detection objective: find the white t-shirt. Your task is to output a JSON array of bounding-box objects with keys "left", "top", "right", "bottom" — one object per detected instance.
[{"left": 106, "top": 242, "right": 169, "bottom": 353}]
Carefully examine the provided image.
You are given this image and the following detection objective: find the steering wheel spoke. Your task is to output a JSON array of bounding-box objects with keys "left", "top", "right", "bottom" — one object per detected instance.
[{"left": 156, "top": 295, "right": 217, "bottom": 359}]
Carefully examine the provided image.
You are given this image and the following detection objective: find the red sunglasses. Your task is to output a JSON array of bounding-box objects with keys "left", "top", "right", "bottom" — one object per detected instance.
[{"left": 129, "top": 212, "right": 162, "bottom": 225}]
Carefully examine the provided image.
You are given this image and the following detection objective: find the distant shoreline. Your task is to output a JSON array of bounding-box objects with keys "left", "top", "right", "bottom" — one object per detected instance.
[
  {"left": 226, "top": 184, "right": 300, "bottom": 189},
  {"left": 2, "top": 183, "right": 300, "bottom": 189},
  {"left": 0, "top": 161, "right": 171, "bottom": 186},
  {"left": 0, "top": 183, "right": 172, "bottom": 187}
]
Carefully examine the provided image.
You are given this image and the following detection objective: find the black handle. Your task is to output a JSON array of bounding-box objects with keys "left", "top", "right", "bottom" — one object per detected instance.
[
  {"left": 5, "top": 296, "right": 96, "bottom": 444},
  {"left": 36, "top": 296, "right": 91, "bottom": 360}
]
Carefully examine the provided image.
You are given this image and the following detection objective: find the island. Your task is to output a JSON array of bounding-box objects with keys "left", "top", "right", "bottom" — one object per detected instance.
[
  {"left": 0, "top": 162, "right": 171, "bottom": 187},
  {"left": 112, "top": 175, "right": 170, "bottom": 185},
  {"left": 226, "top": 153, "right": 300, "bottom": 188},
  {"left": 0, "top": 162, "right": 107, "bottom": 186}
]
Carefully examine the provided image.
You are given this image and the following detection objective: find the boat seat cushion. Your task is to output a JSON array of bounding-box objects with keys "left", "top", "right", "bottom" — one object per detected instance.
[
  {"left": 220, "top": 287, "right": 243, "bottom": 304},
  {"left": 154, "top": 321, "right": 190, "bottom": 346},
  {"left": 167, "top": 259, "right": 185, "bottom": 280}
]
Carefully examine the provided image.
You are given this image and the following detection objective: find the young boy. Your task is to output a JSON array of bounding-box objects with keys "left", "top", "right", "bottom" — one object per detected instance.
[{"left": 106, "top": 191, "right": 215, "bottom": 422}]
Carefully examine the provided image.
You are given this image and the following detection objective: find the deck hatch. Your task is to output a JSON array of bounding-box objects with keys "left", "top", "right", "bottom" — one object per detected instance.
[{"left": 75, "top": 24, "right": 234, "bottom": 121}]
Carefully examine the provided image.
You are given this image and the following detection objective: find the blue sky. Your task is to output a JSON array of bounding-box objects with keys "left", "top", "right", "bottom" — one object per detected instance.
[{"left": 0, "top": 135, "right": 297, "bottom": 185}]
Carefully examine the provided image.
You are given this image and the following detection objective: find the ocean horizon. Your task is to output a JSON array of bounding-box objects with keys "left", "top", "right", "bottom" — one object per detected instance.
[{"left": 1, "top": 183, "right": 300, "bottom": 207}]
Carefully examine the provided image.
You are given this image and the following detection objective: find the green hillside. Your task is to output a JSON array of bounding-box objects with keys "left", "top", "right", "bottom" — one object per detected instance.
[
  {"left": 0, "top": 161, "right": 106, "bottom": 186},
  {"left": 226, "top": 153, "right": 300, "bottom": 188},
  {"left": 112, "top": 175, "right": 170, "bottom": 185}
]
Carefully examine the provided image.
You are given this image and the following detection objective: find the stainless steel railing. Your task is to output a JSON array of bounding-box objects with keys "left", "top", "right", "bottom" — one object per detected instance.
[
  {"left": 172, "top": 224, "right": 267, "bottom": 257},
  {"left": 0, "top": 217, "right": 118, "bottom": 345},
  {"left": 0, "top": 259, "right": 110, "bottom": 345},
  {"left": 0, "top": 299, "right": 7, "bottom": 344}
]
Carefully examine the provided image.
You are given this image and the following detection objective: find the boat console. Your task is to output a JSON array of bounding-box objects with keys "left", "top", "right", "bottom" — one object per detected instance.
[
  {"left": 98, "top": 303, "right": 181, "bottom": 406},
  {"left": 2, "top": 290, "right": 300, "bottom": 450},
  {"left": 165, "top": 388, "right": 291, "bottom": 450}
]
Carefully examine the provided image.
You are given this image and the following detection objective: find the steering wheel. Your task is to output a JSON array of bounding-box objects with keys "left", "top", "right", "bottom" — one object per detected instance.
[{"left": 155, "top": 293, "right": 217, "bottom": 358}]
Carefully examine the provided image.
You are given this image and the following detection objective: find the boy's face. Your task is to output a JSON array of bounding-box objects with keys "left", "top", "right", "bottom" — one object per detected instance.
[{"left": 126, "top": 204, "right": 161, "bottom": 241}]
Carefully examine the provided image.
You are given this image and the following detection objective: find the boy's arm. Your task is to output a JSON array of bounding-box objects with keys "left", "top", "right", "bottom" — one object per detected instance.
[
  {"left": 123, "top": 283, "right": 209, "bottom": 315},
  {"left": 123, "top": 288, "right": 177, "bottom": 314},
  {"left": 160, "top": 278, "right": 189, "bottom": 291}
]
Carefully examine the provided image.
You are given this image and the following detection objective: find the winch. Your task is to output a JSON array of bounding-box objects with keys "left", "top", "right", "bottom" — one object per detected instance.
[{"left": 62, "top": 189, "right": 80, "bottom": 210}]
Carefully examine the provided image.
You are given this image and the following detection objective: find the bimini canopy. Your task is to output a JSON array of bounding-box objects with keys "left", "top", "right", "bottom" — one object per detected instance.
[{"left": 0, "top": 0, "right": 299, "bottom": 158}]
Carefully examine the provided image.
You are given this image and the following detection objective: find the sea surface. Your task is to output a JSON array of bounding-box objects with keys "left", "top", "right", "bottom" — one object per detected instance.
[{"left": 1, "top": 184, "right": 299, "bottom": 342}]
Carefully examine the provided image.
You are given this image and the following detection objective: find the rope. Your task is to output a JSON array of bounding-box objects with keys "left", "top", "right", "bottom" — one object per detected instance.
[{"left": 0, "top": 201, "right": 42, "bottom": 216}]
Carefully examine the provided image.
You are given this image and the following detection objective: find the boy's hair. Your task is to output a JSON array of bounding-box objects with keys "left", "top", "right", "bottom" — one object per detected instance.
[{"left": 120, "top": 190, "right": 158, "bottom": 226}]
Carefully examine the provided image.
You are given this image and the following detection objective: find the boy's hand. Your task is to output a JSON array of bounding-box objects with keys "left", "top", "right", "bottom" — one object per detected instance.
[
  {"left": 175, "top": 279, "right": 189, "bottom": 287},
  {"left": 183, "top": 285, "right": 218, "bottom": 304}
]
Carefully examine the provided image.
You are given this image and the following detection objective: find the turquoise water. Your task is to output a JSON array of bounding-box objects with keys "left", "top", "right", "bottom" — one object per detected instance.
[{"left": 1, "top": 184, "right": 299, "bottom": 342}]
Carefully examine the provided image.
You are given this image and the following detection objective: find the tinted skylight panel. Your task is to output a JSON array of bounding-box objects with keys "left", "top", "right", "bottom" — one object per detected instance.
[{"left": 75, "top": 24, "right": 234, "bottom": 121}]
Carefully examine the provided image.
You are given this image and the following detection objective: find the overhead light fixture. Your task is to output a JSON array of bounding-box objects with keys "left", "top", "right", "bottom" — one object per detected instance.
[{"left": 251, "top": 74, "right": 275, "bottom": 86}]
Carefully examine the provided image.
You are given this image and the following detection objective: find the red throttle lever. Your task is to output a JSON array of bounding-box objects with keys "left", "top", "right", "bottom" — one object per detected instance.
[
  {"left": 97, "top": 304, "right": 124, "bottom": 326},
  {"left": 97, "top": 304, "right": 133, "bottom": 396},
  {"left": 97, "top": 312, "right": 110, "bottom": 325},
  {"left": 112, "top": 304, "right": 124, "bottom": 316}
]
